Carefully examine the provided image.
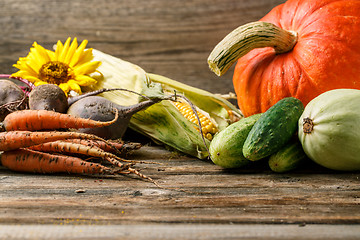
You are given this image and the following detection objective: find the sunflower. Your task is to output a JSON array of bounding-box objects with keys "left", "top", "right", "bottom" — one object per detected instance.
[{"left": 11, "top": 37, "right": 101, "bottom": 96}]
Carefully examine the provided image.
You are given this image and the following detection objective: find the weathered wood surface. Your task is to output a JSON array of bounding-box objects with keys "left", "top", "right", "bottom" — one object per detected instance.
[
  {"left": 0, "top": 145, "right": 360, "bottom": 239},
  {"left": 0, "top": 0, "right": 286, "bottom": 95},
  {"left": 1, "top": 224, "right": 360, "bottom": 240},
  {"left": 1, "top": 145, "right": 360, "bottom": 225},
  {"left": 1, "top": 0, "right": 360, "bottom": 239}
]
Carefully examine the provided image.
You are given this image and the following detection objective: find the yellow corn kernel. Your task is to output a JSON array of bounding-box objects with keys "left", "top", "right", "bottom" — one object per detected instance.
[{"left": 173, "top": 101, "right": 218, "bottom": 140}]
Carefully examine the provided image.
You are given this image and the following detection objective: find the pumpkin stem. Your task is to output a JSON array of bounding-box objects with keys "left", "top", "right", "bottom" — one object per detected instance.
[
  {"left": 302, "top": 117, "right": 314, "bottom": 134},
  {"left": 208, "top": 21, "right": 298, "bottom": 76}
]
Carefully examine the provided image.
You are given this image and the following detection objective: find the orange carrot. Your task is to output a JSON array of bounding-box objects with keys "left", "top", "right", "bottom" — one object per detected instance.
[
  {"left": 0, "top": 109, "right": 118, "bottom": 131},
  {"left": 27, "top": 140, "right": 158, "bottom": 183},
  {"left": 28, "top": 140, "right": 131, "bottom": 170},
  {"left": 1, "top": 147, "right": 156, "bottom": 183},
  {"left": 28, "top": 140, "right": 149, "bottom": 166},
  {"left": 64, "top": 139, "right": 142, "bottom": 154},
  {"left": 0, "top": 148, "right": 114, "bottom": 174},
  {"left": 0, "top": 131, "right": 106, "bottom": 151}
]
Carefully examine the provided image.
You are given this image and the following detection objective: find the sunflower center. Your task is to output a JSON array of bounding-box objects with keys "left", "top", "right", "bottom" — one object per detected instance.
[{"left": 38, "top": 61, "right": 73, "bottom": 84}]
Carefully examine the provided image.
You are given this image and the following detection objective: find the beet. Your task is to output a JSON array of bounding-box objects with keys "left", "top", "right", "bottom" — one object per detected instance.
[
  {"left": 28, "top": 84, "right": 68, "bottom": 113},
  {"left": 0, "top": 79, "right": 27, "bottom": 121},
  {"left": 67, "top": 96, "right": 160, "bottom": 139}
]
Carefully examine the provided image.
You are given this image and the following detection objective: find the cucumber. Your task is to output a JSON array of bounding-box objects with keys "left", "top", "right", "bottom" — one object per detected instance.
[
  {"left": 242, "top": 97, "right": 304, "bottom": 161},
  {"left": 209, "top": 113, "right": 262, "bottom": 168},
  {"left": 268, "top": 138, "right": 308, "bottom": 173}
]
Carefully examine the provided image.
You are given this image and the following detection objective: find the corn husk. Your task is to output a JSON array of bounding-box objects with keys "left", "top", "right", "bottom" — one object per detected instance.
[{"left": 86, "top": 49, "right": 242, "bottom": 159}]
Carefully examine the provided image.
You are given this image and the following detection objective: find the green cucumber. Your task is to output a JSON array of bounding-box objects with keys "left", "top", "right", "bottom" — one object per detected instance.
[
  {"left": 268, "top": 139, "right": 308, "bottom": 173},
  {"left": 209, "top": 113, "right": 262, "bottom": 168},
  {"left": 243, "top": 97, "right": 304, "bottom": 161}
]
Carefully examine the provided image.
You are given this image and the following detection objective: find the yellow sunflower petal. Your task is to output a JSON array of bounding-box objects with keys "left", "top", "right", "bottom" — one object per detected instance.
[
  {"left": 32, "top": 42, "right": 51, "bottom": 64},
  {"left": 14, "top": 57, "right": 29, "bottom": 68},
  {"left": 54, "top": 39, "right": 64, "bottom": 61},
  {"left": 47, "top": 49, "right": 56, "bottom": 60},
  {"left": 12, "top": 59, "right": 38, "bottom": 76},
  {"left": 22, "top": 62, "right": 39, "bottom": 76},
  {"left": 76, "top": 49, "right": 94, "bottom": 66},
  {"left": 64, "top": 37, "right": 78, "bottom": 64},
  {"left": 73, "top": 60, "right": 101, "bottom": 76},
  {"left": 57, "top": 37, "right": 71, "bottom": 62},
  {"left": 11, "top": 70, "right": 29, "bottom": 78},
  {"left": 69, "top": 39, "right": 88, "bottom": 67},
  {"left": 25, "top": 55, "right": 44, "bottom": 73},
  {"left": 74, "top": 74, "right": 98, "bottom": 86},
  {"left": 24, "top": 76, "right": 44, "bottom": 85},
  {"left": 12, "top": 69, "right": 33, "bottom": 79},
  {"left": 13, "top": 56, "right": 26, "bottom": 66},
  {"left": 66, "top": 80, "right": 82, "bottom": 93},
  {"left": 33, "top": 81, "right": 49, "bottom": 86},
  {"left": 58, "top": 83, "right": 70, "bottom": 93}
]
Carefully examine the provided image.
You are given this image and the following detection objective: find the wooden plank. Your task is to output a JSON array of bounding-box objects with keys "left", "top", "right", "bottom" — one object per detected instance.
[
  {"left": 0, "top": 224, "right": 360, "bottom": 240},
  {"left": 0, "top": 0, "right": 286, "bottom": 94},
  {"left": 1, "top": 146, "right": 359, "bottom": 225},
  {"left": 0, "top": 0, "right": 360, "bottom": 238}
]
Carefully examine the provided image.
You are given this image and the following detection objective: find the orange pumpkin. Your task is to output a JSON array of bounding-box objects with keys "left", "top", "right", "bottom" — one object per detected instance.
[{"left": 208, "top": 0, "right": 360, "bottom": 117}]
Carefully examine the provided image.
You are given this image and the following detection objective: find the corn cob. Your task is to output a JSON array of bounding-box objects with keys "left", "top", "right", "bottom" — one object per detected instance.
[
  {"left": 85, "top": 49, "right": 242, "bottom": 159},
  {"left": 173, "top": 101, "right": 218, "bottom": 141}
]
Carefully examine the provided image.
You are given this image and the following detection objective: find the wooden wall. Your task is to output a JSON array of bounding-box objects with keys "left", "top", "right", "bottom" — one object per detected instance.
[{"left": 0, "top": 0, "right": 286, "bottom": 95}]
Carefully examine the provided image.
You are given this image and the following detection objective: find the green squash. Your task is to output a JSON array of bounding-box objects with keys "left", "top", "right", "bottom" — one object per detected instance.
[{"left": 298, "top": 89, "right": 360, "bottom": 171}]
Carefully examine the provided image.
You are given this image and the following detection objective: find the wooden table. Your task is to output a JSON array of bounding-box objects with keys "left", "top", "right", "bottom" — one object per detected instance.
[
  {"left": 1, "top": 144, "right": 360, "bottom": 239},
  {"left": 1, "top": 0, "right": 360, "bottom": 239}
]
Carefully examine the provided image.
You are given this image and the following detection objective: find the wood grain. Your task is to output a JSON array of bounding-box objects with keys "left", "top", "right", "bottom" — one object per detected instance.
[
  {"left": 1, "top": 224, "right": 360, "bottom": 240},
  {"left": 0, "top": 0, "right": 286, "bottom": 94},
  {"left": 1, "top": 146, "right": 359, "bottom": 226},
  {"left": 1, "top": 1, "right": 359, "bottom": 239}
]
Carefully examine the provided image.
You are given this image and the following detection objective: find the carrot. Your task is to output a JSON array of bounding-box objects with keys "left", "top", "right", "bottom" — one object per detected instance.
[
  {"left": 0, "top": 108, "right": 118, "bottom": 131},
  {"left": 0, "top": 148, "right": 114, "bottom": 175},
  {"left": 0, "top": 131, "right": 107, "bottom": 151},
  {"left": 28, "top": 140, "right": 131, "bottom": 170},
  {"left": 1, "top": 147, "right": 157, "bottom": 183},
  {"left": 28, "top": 140, "right": 153, "bottom": 167},
  {"left": 26, "top": 141, "right": 159, "bottom": 184},
  {"left": 64, "top": 139, "right": 142, "bottom": 155}
]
